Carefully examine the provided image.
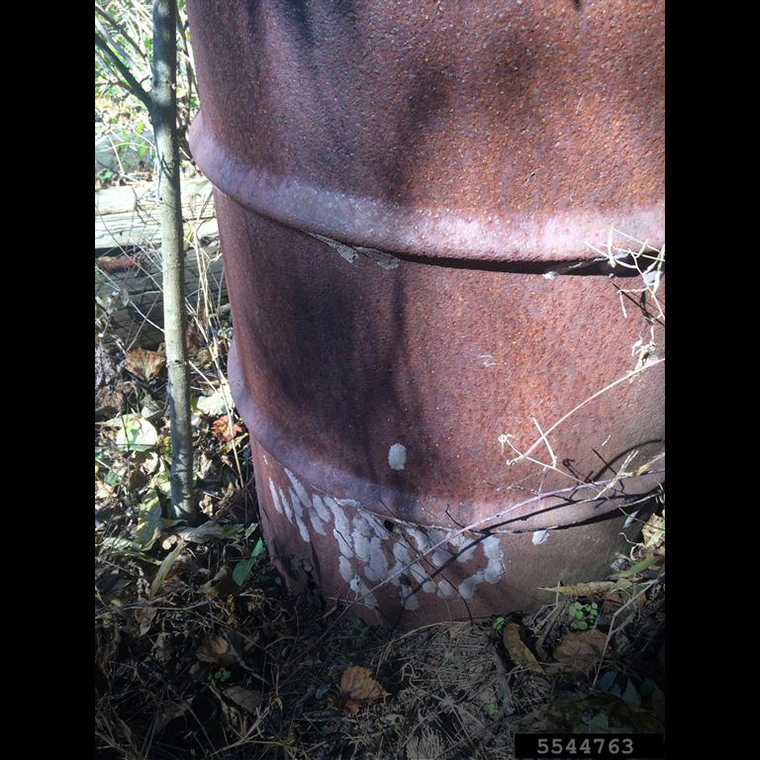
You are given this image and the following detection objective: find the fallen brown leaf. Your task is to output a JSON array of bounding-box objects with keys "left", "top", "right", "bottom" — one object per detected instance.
[
  {"left": 502, "top": 622, "right": 545, "bottom": 675},
  {"left": 201, "top": 565, "right": 241, "bottom": 600},
  {"left": 154, "top": 700, "right": 191, "bottom": 733},
  {"left": 211, "top": 415, "right": 244, "bottom": 442},
  {"left": 224, "top": 685, "right": 262, "bottom": 714},
  {"left": 553, "top": 629, "right": 609, "bottom": 672},
  {"left": 154, "top": 632, "right": 173, "bottom": 662},
  {"left": 125, "top": 348, "right": 166, "bottom": 382},
  {"left": 335, "top": 666, "right": 389, "bottom": 714},
  {"left": 601, "top": 588, "right": 646, "bottom": 614},
  {"left": 642, "top": 511, "right": 665, "bottom": 554},
  {"left": 135, "top": 604, "right": 157, "bottom": 637},
  {"left": 96, "top": 253, "right": 139, "bottom": 273},
  {"left": 197, "top": 635, "right": 238, "bottom": 667},
  {"left": 95, "top": 480, "right": 116, "bottom": 500},
  {"left": 186, "top": 319, "right": 205, "bottom": 354}
]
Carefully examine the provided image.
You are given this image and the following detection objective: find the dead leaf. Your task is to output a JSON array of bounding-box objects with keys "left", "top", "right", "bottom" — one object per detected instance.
[
  {"left": 502, "top": 622, "right": 545, "bottom": 675},
  {"left": 189, "top": 661, "right": 209, "bottom": 682},
  {"left": 197, "top": 635, "right": 238, "bottom": 667},
  {"left": 186, "top": 319, "right": 205, "bottom": 355},
  {"left": 335, "top": 666, "right": 389, "bottom": 714},
  {"left": 212, "top": 415, "right": 244, "bottom": 442},
  {"left": 201, "top": 565, "right": 241, "bottom": 600},
  {"left": 95, "top": 480, "right": 116, "bottom": 500},
  {"left": 642, "top": 511, "right": 665, "bottom": 554},
  {"left": 134, "top": 604, "right": 157, "bottom": 636},
  {"left": 195, "top": 347, "right": 213, "bottom": 367},
  {"left": 154, "top": 700, "right": 190, "bottom": 733},
  {"left": 96, "top": 253, "right": 139, "bottom": 273},
  {"left": 601, "top": 587, "right": 646, "bottom": 614},
  {"left": 553, "top": 629, "right": 609, "bottom": 672},
  {"left": 224, "top": 685, "right": 262, "bottom": 714},
  {"left": 154, "top": 632, "right": 173, "bottom": 662},
  {"left": 125, "top": 348, "right": 166, "bottom": 382}
]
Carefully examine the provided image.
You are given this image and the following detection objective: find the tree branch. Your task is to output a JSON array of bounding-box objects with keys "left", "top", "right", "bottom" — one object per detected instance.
[
  {"left": 95, "top": 30, "right": 152, "bottom": 112},
  {"left": 95, "top": 5, "right": 147, "bottom": 62}
]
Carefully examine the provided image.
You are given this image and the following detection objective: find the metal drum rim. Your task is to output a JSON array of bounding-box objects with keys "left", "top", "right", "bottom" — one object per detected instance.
[{"left": 189, "top": 112, "right": 664, "bottom": 266}]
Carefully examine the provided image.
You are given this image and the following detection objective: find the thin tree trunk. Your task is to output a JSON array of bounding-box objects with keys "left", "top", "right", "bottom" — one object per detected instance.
[{"left": 152, "top": 0, "right": 195, "bottom": 521}]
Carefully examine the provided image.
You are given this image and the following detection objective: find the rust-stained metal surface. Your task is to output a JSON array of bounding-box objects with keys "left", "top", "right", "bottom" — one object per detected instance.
[{"left": 187, "top": 0, "right": 665, "bottom": 626}]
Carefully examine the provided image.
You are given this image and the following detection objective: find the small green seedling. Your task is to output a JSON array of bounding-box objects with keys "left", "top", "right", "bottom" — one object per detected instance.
[
  {"left": 350, "top": 617, "right": 369, "bottom": 642},
  {"left": 492, "top": 616, "right": 506, "bottom": 632},
  {"left": 485, "top": 702, "right": 498, "bottom": 716},
  {"left": 232, "top": 537, "right": 265, "bottom": 587},
  {"left": 207, "top": 667, "right": 231, "bottom": 683},
  {"left": 568, "top": 600, "right": 598, "bottom": 630}
]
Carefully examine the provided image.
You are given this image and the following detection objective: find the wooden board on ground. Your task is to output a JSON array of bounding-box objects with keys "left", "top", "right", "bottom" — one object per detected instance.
[
  {"left": 95, "top": 176, "right": 218, "bottom": 250},
  {"left": 95, "top": 175, "right": 226, "bottom": 348},
  {"left": 95, "top": 239, "right": 227, "bottom": 349}
]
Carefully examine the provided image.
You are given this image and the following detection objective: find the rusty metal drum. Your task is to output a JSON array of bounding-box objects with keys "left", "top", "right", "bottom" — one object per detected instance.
[{"left": 187, "top": 0, "right": 665, "bottom": 626}]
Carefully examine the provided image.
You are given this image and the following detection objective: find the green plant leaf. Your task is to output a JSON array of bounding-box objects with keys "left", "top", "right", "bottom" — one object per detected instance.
[
  {"left": 232, "top": 557, "right": 256, "bottom": 587},
  {"left": 151, "top": 468, "right": 171, "bottom": 496},
  {"left": 100, "top": 536, "right": 160, "bottom": 563},
  {"left": 150, "top": 540, "right": 186, "bottom": 599},
  {"left": 232, "top": 538, "right": 265, "bottom": 586},
  {"left": 109, "top": 414, "right": 158, "bottom": 452},
  {"left": 134, "top": 492, "right": 162, "bottom": 548},
  {"left": 615, "top": 555, "right": 663, "bottom": 579},
  {"left": 174, "top": 522, "right": 244, "bottom": 544}
]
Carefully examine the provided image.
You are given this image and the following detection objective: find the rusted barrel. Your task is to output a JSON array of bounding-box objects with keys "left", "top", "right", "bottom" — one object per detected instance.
[{"left": 187, "top": 0, "right": 664, "bottom": 626}]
